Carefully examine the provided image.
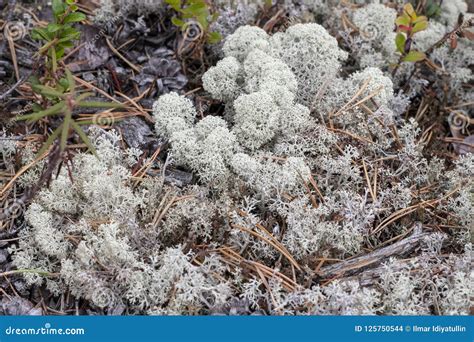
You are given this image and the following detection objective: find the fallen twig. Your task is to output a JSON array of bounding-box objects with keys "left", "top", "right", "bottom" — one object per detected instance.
[{"left": 317, "top": 223, "right": 431, "bottom": 279}]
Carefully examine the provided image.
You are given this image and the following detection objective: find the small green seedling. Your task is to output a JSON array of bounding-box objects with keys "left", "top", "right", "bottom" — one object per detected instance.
[
  {"left": 394, "top": 3, "right": 428, "bottom": 63},
  {"left": 424, "top": 0, "right": 442, "bottom": 18},
  {"left": 166, "top": 0, "right": 222, "bottom": 44},
  {"left": 17, "top": 69, "right": 123, "bottom": 156},
  {"left": 31, "top": 0, "right": 86, "bottom": 73},
  {"left": 23, "top": 0, "right": 124, "bottom": 157}
]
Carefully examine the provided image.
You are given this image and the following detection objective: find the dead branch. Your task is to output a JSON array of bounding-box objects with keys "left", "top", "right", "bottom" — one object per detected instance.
[{"left": 316, "top": 224, "right": 431, "bottom": 279}]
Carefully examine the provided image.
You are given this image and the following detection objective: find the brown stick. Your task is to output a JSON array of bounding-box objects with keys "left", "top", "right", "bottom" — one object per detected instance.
[
  {"left": 336, "top": 256, "right": 438, "bottom": 287},
  {"left": 316, "top": 224, "right": 431, "bottom": 279}
]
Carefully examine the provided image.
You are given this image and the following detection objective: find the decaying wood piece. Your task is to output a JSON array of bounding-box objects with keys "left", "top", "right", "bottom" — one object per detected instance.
[
  {"left": 338, "top": 258, "right": 419, "bottom": 287},
  {"left": 317, "top": 224, "right": 432, "bottom": 279}
]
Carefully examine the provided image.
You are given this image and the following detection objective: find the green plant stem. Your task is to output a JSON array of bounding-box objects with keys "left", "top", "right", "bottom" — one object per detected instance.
[{"left": 38, "top": 38, "right": 59, "bottom": 55}]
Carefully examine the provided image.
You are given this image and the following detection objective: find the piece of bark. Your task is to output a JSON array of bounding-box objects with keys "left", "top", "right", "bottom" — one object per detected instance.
[
  {"left": 146, "top": 168, "right": 194, "bottom": 187},
  {"left": 164, "top": 169, "right": 194, "bottom": 187},
  {"left": 0, "top": 297, "right": 43, "bottom": 315},
  {"left": 317, "top": 224, "right": 430, "bottom": 279},
  {"left": 336, "top": 259, "right": 416, "bottom": 287},
  {"left": 116, "top": 116, "right": 158, "bottom": 149},
  {"left": 69, "top": 25, "right": 112, "bottom": 72}
]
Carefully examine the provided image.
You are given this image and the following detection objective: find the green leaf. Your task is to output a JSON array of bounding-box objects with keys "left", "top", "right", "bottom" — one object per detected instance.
[
  {"left": 395, "top": 33, "right": 406, "bottom": 54},
  {"left": 75, "top": 120, "right": 95, "bottom": 125},
  {"left": 52, "top": 0, "right": 65, "bottom": 17},
  {"left": 195, "top": 14, "right": 209, "bottom": 29},
  {"left": 36, "top": 125, "right": 62, "bottom": 157},
  {"left": 46, "top": 23, "right": 62, "bottom": 33},
  {"left": 55, "top": 46, "right": 65, "bottom": 59},
  {"left": 57, "top": 40, "right": 74, "bottom": 49},
  {"left": 58, "top": 27, "right": 81, "bottom": 41},
  {"left": 184, "top": 2, "right": 207, "bottom": 13},
  {"left": 71, "top": 121, "right": 97, "bottom": 156},
  {"left": 75, "top": 92, "right": 94, "bottom": 102},
  {"left": 61, "top": 26, "right": 80, "bottom": 37},
  {"left": 403, "top": 3, "right": 416, "bottom": 19},
  {"left": 32, "top": 84, "right": 64, "bottom": 98},
  {"left": 29, "top": 75, "right": 41, "bottom": 86},
  {"left": 31, "top": 103, "right": 43, "bottom": 112},
  {"left": 65, "top": 68, "right": 76, "bottom": 93},
  {"left": 50, "top": 46, "right": 58, "bottom": 73},
  {"left": 412, "top": 20, "right": 428, "bottom": 33},
  {"left": 15, "top": 101, "right": 66, "bottom": 122},
  {"left": 63, "top": 12, "right": 86, "bottom": 24},
  {"left": 181, "top": 12, "right": 194, "bottom": 19},
  {"left": 171, "top": 17, "right": 186, "bottom": 27},
  {"left": 31, "top": 28, "right": 51, "bottom": 41},
  {"left": 395, "top": 14, "right": 411, "bottom": 27},
  {"left": 207, "top": 31, "right": 222, "bottom": 44},
  {"left": 57, "top": 32, "right": 81, "bottom": 43},
  {"left": 412, "top": 15, "right": 427, "bottom": 24},
  {"left": 189, "top": 0, "right": 207, "bottom": 5},
  {"left": 426, "top": 3, "right": 441, "bottom": 17},
  {"left": 165, "top": 0, "right": 182, "bottom": 11},
  {"left": 402, "top": 50, "right": 426, "bottom": 62},
  {"left": 58, "top": 78, "right": 69, "bottom": 91}
]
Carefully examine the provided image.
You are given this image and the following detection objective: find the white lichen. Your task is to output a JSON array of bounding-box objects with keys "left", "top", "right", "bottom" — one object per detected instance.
[{"left": 153, "top": 92, "right": 196, "bottom": 138}]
